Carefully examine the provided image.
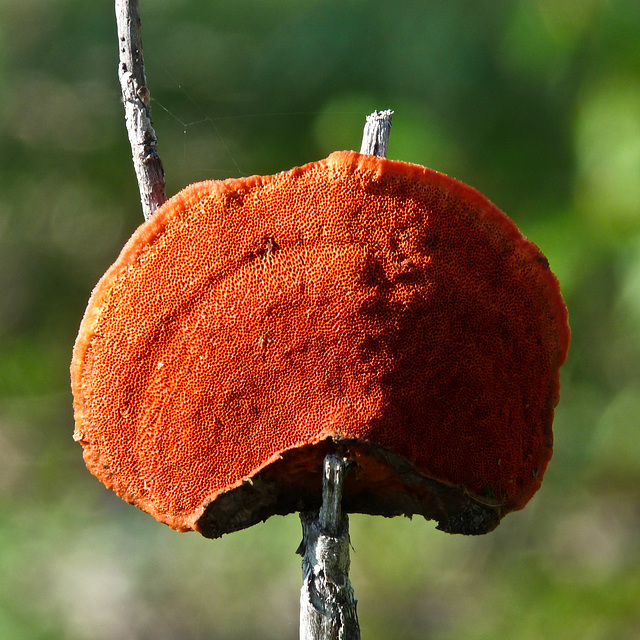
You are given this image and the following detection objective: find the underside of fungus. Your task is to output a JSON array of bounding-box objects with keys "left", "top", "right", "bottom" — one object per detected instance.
[{"left": 71, "top": 151, "right": 570, "bottom": 537}]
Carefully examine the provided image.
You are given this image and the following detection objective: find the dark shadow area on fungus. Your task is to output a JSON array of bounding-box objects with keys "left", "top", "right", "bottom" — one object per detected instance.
[{"left": 195, "top": 437, "right": 502, "bottom": 539}]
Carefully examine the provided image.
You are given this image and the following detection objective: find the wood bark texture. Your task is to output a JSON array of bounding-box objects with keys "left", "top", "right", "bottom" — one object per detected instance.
[
  {"left": 359, "top": 109, "right": 394, "bottom": 157},
  {"left": 115, "top": 0, "right": 166, "bottom": 220},
  {"left": 298, "top": 455, "right": 360, "bottom": 640}
]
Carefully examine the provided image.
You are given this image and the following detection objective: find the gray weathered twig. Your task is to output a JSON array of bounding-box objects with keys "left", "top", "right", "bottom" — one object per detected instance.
[
  {"left": 299, "top": 455, "right": 360, "bottom": 640},
  {"left": 299, "top": 111, "right": 393, "bottom": 640},
  {"left": 359, "top": 109, "right": 394, "bottom": 157},
  {"left": 115, "top": 0, "right": 166, "bottom": 220}
]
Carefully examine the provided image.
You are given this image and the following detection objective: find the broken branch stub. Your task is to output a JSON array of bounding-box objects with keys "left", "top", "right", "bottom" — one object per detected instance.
[{"left": 360, "top": 109, "right": 393, "bottom": 157}]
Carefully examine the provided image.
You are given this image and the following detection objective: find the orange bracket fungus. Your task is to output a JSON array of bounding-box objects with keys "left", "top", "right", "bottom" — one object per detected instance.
[{"left": 71, "top": 145, "right": 570, "bottom": 539}]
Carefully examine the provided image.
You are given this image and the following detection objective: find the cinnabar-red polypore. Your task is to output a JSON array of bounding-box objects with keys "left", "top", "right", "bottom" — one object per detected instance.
[{"left": 71, "top": 151, "right": 570, "bottom": 536}]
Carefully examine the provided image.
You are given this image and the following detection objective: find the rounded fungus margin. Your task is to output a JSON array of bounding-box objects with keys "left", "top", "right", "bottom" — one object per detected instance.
[{"left": 71, "top": 151, "right": 570, "bottom": 537}]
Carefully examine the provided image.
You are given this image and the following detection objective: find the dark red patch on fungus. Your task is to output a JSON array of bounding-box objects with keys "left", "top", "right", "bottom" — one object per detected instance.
[{"left": 71, "top": 151, "right": 570, "bottom": 536}]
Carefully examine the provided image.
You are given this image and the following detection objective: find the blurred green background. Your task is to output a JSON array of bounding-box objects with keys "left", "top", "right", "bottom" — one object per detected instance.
[{"left": 1, "top": 0, "right": 640, "bottom": 638}]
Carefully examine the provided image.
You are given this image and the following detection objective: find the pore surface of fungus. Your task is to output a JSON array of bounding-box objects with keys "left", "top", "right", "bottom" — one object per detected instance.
[{"left": 71, "top": 151, "right": 570, "bottom": 536}]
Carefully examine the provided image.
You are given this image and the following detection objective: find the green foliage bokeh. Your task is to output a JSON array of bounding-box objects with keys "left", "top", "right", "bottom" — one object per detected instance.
[{"left": 1, "top": 0, "right": 640, "bottom": 638}]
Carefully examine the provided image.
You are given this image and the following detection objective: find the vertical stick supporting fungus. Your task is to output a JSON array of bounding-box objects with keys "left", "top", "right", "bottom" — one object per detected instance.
[
  {"left": 298, "top": 109, "right": 394, "bottom": 640},
  {"left": 299, "top": 455, "right": 359, "bottom": 640}
]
